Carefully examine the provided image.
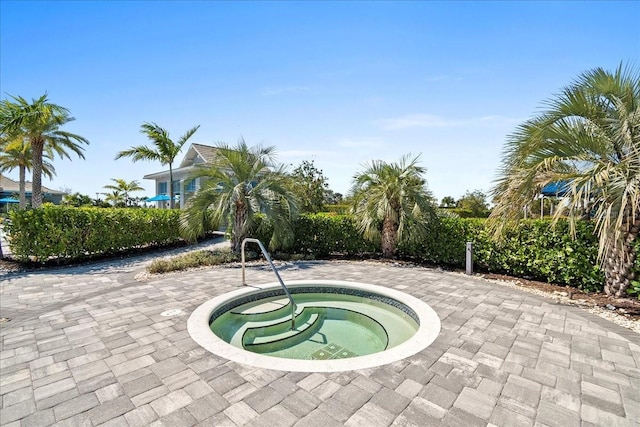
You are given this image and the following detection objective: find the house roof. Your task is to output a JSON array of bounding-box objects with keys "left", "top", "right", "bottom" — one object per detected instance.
[
  {"left": 144, "top": 143, "right": 220, "bottom": 180},
  {"left": 192, "top": 143, "right": 219, "bottom": 163},
  {"left": 0, "top": 175, "right": 65, "bottom": 195},
  {"left": 178, "top": 143, "right": 219, "bottom": 168}
]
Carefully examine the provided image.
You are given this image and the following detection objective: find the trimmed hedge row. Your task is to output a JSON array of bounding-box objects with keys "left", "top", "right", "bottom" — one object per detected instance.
[
  {"left": 7, "top": 206, "right": 181, "bottom": 262},
  {"left": 254, "top": 214, "right": 605, "bottom": 292},
  {"left": 399, "top": 218, "right": 603, "bottom": 291},
  {"left": 253, "top": 213, "right": 375, "bottom": 256},
  {"left": 6, "top": 207, "right": 610, "bottom": 292}
]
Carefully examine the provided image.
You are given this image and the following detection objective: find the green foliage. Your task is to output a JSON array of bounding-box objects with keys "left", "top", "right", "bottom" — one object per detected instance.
[
  {"left": 627, "top": 281, "right": 640, "bottom": 300},
  {"left": 447, "top": 208, "right": 475, "bottom": 218},
  {"left": 323, "top": 204, "right": 350, "bottom": 214},
  {"left": 180, "top": 139, "right": 297, "bottom": 252},
  {"left": 476, "top": 220, "right": 603, "bottom": 291},
  {"left": 6, "top": 203, "right": 626, "bottom": 294},
  {"left": 323, "top": 190, "right": 343, "bottom": 205},
  {"left": 1, "top": 93, "right": 89, "bottom": 208},
  {"left": 221, "top": 214, "right": 609, "bottom": 291},
  {"left": 440, "top": 196, "right": 456, "bottom": 208},
  {"left": 490, "top": 64, "right": 640, "bottom": 296},
  {"left": 116, "top": 122, "right": 199, "bottom": 209},
  {"left": 103, "top": 178, "right": 145, "bottom": 206},
  {"left": 148, "top": 249, "right": 238, "bottom": 274},
  {"left": 289, "top": 160, "right": 329, "bottom": 213},
  {"left": 629, "top": 240, "right": 640, "bottom": 300},
  {"left": 400, "top": 218, "right": 603, "bottom": 291},
  {"left": 456, "top": 190, "right": 490, "bottom": 218},
  {"left": 251, "top": 213, "right": 375, "bottom": 256},
  {"left": 7, "top": 205, "right": 181, "bottom": 262},
  {"left": 351, "top": 154, "right": 436, "bottom": 257},
  {"left": 62, "top": 192, "right": 94, "bottom": 207}
]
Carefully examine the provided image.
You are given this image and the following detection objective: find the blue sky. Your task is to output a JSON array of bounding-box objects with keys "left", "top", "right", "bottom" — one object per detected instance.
[{"left": 1, "top": 1, "right": 638, "bottom": 202}]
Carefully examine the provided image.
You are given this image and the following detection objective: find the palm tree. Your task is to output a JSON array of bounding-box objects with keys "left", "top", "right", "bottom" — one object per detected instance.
[
  {"left": 180, "top": 139, "right": 298, "bottom": 252},
  {"left": 103, "top": 178, "right": 145, "bottom": 206},
  {"left": 0, "top": 94, "right": 89, "bottom": 208},
  {"left": 104, "top": 190, "right": 125, "bottom": 207},
  {"left": 0, "top": 137, "right": 56, "bottom": 208},
  {"left": 350, "top": 154, "right": 437, "bottom": 258},
  {"left": 490, "top": 64, "right": 640, "bottom": 297},
  {"left": 115, "top": 122, "right": 199, "bottom": 209}
]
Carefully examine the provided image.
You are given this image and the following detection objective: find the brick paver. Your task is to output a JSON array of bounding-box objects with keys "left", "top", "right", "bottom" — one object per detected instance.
[{"left": 2, "top": 238, "right": 640, "bottom": 425}]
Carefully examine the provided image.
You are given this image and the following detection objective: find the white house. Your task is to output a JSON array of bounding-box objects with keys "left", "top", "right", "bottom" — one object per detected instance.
[{"left": 142, "top": 143, "right": 219, "bottom": 208}]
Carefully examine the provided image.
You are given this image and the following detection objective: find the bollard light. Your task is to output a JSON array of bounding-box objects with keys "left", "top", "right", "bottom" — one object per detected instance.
[{"left": 466, "top": 242, "right": 473, "bottom": 275}]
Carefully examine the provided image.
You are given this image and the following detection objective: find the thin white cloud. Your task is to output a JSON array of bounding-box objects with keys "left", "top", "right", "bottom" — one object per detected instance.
[
  {"left": 261, "top": 86, "right": 310, "bottom": 96},
  {"left": 377, "top": 114, "right": 521, "bottom": 130}
]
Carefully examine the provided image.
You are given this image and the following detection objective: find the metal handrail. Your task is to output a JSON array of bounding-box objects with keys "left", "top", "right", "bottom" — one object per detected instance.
[{"left": 241, "top": 238, "right": 296, "bottom": 330}]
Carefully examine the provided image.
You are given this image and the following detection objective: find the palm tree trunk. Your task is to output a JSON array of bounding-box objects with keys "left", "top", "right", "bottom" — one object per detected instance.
[
  {"left": 381, "top": 216, "right": 398, "bottom": 258},
  {"left": 19, "top": 165, "right": 27, "bottom": 209},
  {"left": 603, "top": 219, "right": 640, "bottom": 297},
  {"left": 168, "top": 164, "right": 174, "bottom": 209},
  {"left": 232, "top": 202, "right": 248, "bottom": 253},
  {"left": 31, "top": 138, "right": 44, "bottom": 208}
]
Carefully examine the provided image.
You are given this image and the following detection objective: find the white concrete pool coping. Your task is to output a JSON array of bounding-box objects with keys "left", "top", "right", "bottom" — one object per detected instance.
[{"left": 187, "top": 279, "right": 441, "bottom": 372}]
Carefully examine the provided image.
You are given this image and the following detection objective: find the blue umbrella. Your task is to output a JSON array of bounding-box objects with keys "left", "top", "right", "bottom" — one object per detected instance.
[
  {"left": 0, "top": 197, "right": 19, "bottom": 203},
  {"left": 145, "top": 194, "right": 171, "bottom": 202},
  {"left": 541, "top": 180, "right": 571, "bottom": 197}
]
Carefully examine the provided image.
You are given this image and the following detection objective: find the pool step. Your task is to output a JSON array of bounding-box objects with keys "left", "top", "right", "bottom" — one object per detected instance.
[
  {"left": 229, "top": 305, "right": 308, "bottom": 348},
  {"left": 231, "top": 297, "right": 293, "bottom": 322},
  {"left": 244, "top": 311, "right": 324, "bottom": 353}
]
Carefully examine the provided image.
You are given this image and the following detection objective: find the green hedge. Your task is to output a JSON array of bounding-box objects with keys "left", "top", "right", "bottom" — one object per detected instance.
[
  {"left": 7, "top": 206, "right": 181, "bottom": 262},
  {"left": 398, "top": 218, "right": 603, "bottom": 291},
  {"left": 251, "top": 213, "right": 375, "bottom": 256},
  {"left": 5, "top": 206, "right": 615, "bottom": 292},
  {"left": 255, "top": 214, "right": 605, "bottom": 292}
]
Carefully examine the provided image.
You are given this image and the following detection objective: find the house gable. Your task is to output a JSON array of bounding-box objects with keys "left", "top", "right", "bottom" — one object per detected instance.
[
  {"left": 0, "top": 175, "right": 65, "bottom": 196},
  {"left": 178, "top": 143, "right": 218, "bottom": 168}
]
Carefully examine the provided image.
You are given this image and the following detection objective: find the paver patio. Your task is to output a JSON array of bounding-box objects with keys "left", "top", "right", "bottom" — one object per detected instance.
[{"left": 1, "top": 240, "right": 639, "bottom": 426}]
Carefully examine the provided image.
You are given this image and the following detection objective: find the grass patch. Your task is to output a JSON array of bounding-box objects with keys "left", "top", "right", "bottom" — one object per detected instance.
[
  {"left": 146, "top": 248, "right": 318, "bottom": 274},
  {"left": 147, "top": 249, "right": 240, "bottom": 274}
]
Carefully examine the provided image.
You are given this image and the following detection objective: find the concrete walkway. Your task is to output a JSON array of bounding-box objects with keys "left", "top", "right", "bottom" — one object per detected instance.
[{"left": 1, "top": 241, "right": 639, "bottom": 426}]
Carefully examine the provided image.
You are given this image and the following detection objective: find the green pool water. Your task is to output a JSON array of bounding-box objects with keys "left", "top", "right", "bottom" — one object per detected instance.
[{"left": 209, "top": 292, "right": 419, "bottom": 360}]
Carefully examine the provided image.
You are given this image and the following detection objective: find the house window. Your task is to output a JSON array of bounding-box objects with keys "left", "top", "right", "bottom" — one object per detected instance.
[
  {"left": 158, "top": 182, "right": 167, "bottom": 194},
  {"left": 186, "top": 179, "right": 196, "bottom": 192},
  {"left": 172, "top": 180, "right": 180, "bottom": 193}
]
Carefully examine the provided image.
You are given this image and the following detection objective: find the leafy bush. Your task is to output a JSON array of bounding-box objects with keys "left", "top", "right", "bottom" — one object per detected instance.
[
  {"left": 323, "top": 204, "right": 350, "bottom": 214},
  {"left": 8, "top": 204, "right": 626, "bottom": 294},
  {"left": 251, "top": 213, "right": 375, "bottom": 257},
  {"left": 7, "top": 206, "right": 181, "bottom": 263},
  {"left": 399, "top": 218, "right": 604, "bottom": 291},
  {"left": 252, "top": 214, "right": 605, "bottom": 290}
]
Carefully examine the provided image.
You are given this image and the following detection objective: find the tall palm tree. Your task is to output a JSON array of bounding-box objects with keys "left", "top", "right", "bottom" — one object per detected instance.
[
  {"left": 0, "top": 94, "right": 89, "bottom": 208},
  {"left": 490, "top": 64, "right": 640, "bottom": 297},
  {"left": 180, "top": 139, "right": 298, "bottom": 252},
  {"left": 115, "top": 122, "right": 199, "bottom": 209},
  {"left": 103, "top": 178, "right": 145, "bottom": 206},
  {"left": 104, "top": 190, "right": 125, "bottom": 207},
  {"left": 350, "top": 154, "right": 436, "bottom": 258},
  {"left": 0, "top": 137, "right": 56, "bottom": 208}
]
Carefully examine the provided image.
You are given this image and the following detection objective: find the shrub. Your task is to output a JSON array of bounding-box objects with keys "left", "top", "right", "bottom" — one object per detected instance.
[
  {"left": 251, "top": 213, "right": 375, "bottom": 257},
  {"left": 7, "top": 205, "right": 181, "bottom": 263},
  {"left": 323, "top": 204, "right": 350, "bottom": 214},
  {"left": 400, "top": 218, "right": 603, "bottom": 291}
]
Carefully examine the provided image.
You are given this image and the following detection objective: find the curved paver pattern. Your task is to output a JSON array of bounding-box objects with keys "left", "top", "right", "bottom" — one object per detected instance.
[{"left": 1, "top": 249, "right": 639, "bottom": 426}]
